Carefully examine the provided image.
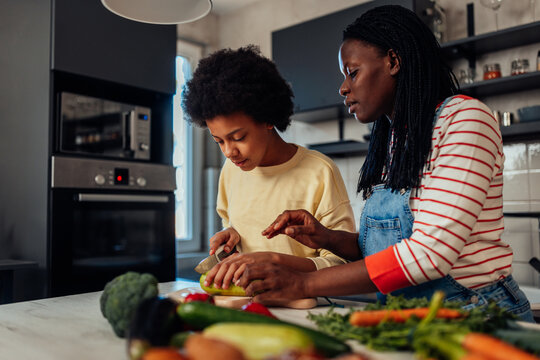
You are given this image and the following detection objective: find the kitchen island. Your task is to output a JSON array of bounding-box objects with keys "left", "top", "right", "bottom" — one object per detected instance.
[{"left": 0, "top": 279, "right": 400, "bottom": 360}]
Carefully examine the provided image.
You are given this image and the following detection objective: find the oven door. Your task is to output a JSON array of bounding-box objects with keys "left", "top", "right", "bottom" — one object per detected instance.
[{"left": 49, "top": 189, "right": 175, "bottom": 297}]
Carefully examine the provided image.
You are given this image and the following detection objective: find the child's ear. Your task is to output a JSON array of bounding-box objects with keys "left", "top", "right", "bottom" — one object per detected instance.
[
  {"left": 266, "top": 124, "right": 274, "bottom": 130},
  {"left": 387, "top": 49, "right": 401, "bottom": 76}
]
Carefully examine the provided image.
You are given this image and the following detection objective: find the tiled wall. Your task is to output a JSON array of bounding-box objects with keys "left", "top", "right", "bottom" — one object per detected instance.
[{"left": 502, "top": 141, "right": 540, "bottom": 286}]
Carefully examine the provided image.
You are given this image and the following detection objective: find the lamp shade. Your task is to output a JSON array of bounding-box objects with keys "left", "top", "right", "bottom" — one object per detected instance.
[{"left": 101, "top": 0, "right": 212, "bottom": 25}]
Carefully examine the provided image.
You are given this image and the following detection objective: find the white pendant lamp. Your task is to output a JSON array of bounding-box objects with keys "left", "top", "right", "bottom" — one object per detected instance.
[{"left": 101, "top": 0, "right": 212, "bottom": 25}]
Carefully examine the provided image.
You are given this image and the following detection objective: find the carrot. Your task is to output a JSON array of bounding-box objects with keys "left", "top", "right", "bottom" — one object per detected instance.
[
  {"left": 349, "top": 307, "right": 464, "bottom": 326},
  {"left": 142, "top": 347, "right": 187, "bottom": 360},
  {"left": 461, "top": 333, "right": 540, "bottom": 360}
]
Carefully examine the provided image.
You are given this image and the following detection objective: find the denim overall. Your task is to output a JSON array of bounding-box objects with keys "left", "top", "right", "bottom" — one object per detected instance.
[{"left": 357, "top": 97, "right": 535, "bottom": 322}]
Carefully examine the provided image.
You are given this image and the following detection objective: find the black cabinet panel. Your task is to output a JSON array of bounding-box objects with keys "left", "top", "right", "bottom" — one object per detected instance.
[
  {"left": 52, "top": 0, "right": 176, "bottom": 94},
  {"left": 272, "top": 0, "right": 429, "bottom": 116}
]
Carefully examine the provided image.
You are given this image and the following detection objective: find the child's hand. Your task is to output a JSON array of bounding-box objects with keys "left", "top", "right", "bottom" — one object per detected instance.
[
  {"left": 203, "top": 252, "right": 277, "bottom": 290},
  {"left": 209, "top": 227, "right": 240, "bottom": 255}
]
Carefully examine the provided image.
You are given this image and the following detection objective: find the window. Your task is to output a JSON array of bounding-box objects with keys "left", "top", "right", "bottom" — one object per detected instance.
[
  {"left": 173, "top": 56, "right": 192, "bottom": 241},
  {"left": 174, "top": 40, "right": 204, "bottom": 254}
]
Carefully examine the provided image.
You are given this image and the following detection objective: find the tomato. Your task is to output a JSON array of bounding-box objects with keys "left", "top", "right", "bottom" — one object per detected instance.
[
  {"left": 184, "top": 293, "right": 214, "bottom": 304},
  {"left": 241, "top": 302, "right": 276, "bottom": 318}
]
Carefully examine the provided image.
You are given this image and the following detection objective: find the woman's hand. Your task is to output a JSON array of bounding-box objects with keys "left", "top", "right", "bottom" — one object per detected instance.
[
  {"left": 203, "top": 252, "right": 278, "bottom": 290},
  {"left": 237, "top": 262, "right": 311, "bottom": 302},
  {"left": 209, "top": 227, "right": 241, "bottom": 255},
  {"left": 261, "top": 209, "right": 333, "bottom": 250}
]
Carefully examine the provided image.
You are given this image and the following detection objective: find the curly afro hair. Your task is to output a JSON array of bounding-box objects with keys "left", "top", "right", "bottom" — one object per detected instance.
[{"left": 181, "top": 45, "right": 294, "bottom": 132}]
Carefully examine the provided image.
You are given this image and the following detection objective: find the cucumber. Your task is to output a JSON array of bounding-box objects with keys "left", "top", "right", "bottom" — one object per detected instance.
[
  {"left": 177, "top": 301, "right": 350, "bottom": 357},
  {"left": 199, "top": 273, "right": 246, "bottom": 296}
]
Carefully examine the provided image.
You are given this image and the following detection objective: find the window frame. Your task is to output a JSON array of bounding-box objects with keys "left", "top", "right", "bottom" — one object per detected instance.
[{"left": 175, "top": 39, "right": 205, "bottom": 253}]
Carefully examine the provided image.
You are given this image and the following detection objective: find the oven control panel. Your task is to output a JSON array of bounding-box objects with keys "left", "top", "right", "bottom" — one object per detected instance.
[{"left": 51, "top": 156, "right": 175, "bottom": 191}]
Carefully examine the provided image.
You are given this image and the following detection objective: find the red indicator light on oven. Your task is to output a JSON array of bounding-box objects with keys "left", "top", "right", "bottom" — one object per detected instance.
[{"left": 114, "top": 168, "right": 129, "bottom": 185}]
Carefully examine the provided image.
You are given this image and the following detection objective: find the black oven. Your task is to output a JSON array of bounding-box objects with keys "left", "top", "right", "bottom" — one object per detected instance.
[{"left": 49, "top": 156, "right": 176, "bottom": 296}]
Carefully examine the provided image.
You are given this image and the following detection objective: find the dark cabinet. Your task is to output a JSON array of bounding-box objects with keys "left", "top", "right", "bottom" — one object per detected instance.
[
  {"left": 53, "top": 0, "right": 176, "bottom": 94},
  {"left": 272, "top": 0, "right": 431, "bottom": 120},
  {"left": 0, "top": 1, "right": 176, "bottom": 301}
]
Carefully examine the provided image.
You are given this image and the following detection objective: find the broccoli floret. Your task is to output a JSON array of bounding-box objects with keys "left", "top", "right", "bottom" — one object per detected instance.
[{"left": 100, "top": 271, "right": 159, "bottom": 338}]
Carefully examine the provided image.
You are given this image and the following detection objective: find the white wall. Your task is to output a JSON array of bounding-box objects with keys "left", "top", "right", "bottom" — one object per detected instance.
[{"left": 178, "top": 0, "right": 540, "bottom": 287}]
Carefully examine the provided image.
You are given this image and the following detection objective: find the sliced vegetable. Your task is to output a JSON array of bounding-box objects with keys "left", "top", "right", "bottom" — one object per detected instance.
[
  {"left": 199, "top": 273, "right": 246, "bottom": 296},
  {"left": 203, "top": 323, "right": 313, "bottom": 360},
  {"left": 177, "top": 301, "right": 350, "bottom": 357},
  {"left": 241, "top": 301, "right": 276, "bottom": 318}
]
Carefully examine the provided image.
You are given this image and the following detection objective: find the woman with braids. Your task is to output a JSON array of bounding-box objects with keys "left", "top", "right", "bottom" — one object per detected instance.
[
  {"left": 181, "top": 45, "right": 355, "bottom": 290},
  {"left": 237, "top": 5, "right": 534, "bottom": 321}
]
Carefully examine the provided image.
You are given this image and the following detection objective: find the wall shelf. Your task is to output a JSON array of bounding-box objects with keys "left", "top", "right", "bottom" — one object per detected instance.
[
  {"left": 460, "top": 71, "right": 540, "bottom": 97},
  {"left": 501, "top": 120, "right": 540, "bottom": 141},
  {"left": 441, "top": 21, "right": 540, "bottom": 62}
]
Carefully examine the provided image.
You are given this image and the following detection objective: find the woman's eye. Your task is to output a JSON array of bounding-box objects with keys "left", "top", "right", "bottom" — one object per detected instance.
[
  {"left": 349, "top": 70, "right": 358, "bottom": 79},
  {"left": 233, "top": 136, "right": 245, "bottom": 142}
]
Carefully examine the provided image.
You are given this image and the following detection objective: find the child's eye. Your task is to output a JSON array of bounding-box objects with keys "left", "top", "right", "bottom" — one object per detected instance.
[{"left": 349, "top": 70, "right": 358, "bottom": 79}]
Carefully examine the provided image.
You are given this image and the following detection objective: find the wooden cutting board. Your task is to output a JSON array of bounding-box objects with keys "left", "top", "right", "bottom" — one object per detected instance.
[
  {"left": 213, "top": 296, "right": 318, "bottom": 309},
  {"left": 167, "top": 288, "right": 317, "bottom": 309}
]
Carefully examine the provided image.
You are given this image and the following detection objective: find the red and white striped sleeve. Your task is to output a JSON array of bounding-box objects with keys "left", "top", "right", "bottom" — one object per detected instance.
[{"left": 365, "top": 96, "right": 505, "bottom": 293}]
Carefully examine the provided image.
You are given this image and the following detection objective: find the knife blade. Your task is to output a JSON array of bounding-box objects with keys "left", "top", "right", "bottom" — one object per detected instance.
[{"left": 194, "top": 244, "right": 237, "bottom": 274}]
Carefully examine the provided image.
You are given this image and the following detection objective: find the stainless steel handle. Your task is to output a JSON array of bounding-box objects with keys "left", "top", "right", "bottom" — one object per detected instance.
[{"left": 77, "top": 194, "right": 169, "bottom": 203}]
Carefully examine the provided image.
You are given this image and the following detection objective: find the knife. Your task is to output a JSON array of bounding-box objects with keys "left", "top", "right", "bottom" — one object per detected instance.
[{"left": 194, "top": 244, "right": 237, "bottom": 274}]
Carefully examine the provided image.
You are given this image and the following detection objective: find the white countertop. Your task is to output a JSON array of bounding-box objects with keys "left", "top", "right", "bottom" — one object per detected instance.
[{"left": 0, "top": 280, "right": 409, "bottom": 360}]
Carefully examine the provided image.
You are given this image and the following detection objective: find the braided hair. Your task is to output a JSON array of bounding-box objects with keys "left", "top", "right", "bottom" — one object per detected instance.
[{"left": 343, "top": 5, "right": 459, "bottom": 198}]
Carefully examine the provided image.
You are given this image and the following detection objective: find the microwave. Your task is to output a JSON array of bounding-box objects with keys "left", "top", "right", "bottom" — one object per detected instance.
[{"left": 58, "top": 92, "right": 151, "bottom": 160}]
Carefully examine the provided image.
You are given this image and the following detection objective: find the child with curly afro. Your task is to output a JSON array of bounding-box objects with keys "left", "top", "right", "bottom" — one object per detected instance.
[{"left": 181, "top": 45, "right": 355, "bottom": 290}]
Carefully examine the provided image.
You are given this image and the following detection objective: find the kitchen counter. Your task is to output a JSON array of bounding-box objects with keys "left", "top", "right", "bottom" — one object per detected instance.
[{"left": 0, "top": 280, "right": 396, "bottom": 360}]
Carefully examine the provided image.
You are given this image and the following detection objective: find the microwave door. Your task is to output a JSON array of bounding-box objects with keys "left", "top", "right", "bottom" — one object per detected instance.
[
  {"left": 122, "top": 111, "right": 135, "bottom": 158},
  {"left": 61, "top": 113, "right": 124, "bottom": 156}
]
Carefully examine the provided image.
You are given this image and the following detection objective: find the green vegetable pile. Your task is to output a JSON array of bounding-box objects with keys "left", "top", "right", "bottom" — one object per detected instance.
[
  {"left": 100, "top": 271, "right": 159, "bottom": 337},
  {"left": 308, "top": 292, "right": 539, "bottom": 359}
]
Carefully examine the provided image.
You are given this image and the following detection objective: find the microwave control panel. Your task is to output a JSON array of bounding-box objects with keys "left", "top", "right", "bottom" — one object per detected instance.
[{"left": 51, "top": 156, "right": 175, "bottom": 192}]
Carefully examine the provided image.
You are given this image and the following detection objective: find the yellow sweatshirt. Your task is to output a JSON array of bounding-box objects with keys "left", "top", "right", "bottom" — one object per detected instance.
[{"left": 216, "top": 145, "right": 355, "bottom": 269}]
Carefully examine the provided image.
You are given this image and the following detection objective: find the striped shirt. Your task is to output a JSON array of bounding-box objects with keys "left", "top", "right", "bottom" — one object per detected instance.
[{"left": 365, "top": 95, "right": 512, "bottom": 293}]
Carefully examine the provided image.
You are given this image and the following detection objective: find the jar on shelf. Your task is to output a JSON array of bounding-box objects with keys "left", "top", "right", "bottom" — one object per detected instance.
[
  {"left": 511, "top": 59, "right": 530, "bottom": 76},
  {"left": 483, "top": 63, "right": 502, "bottom": 80}
]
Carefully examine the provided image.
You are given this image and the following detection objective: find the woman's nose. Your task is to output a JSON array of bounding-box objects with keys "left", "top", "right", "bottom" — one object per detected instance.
[{"left": 339, "top": 80, "right": 350, "bottom": 97}]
